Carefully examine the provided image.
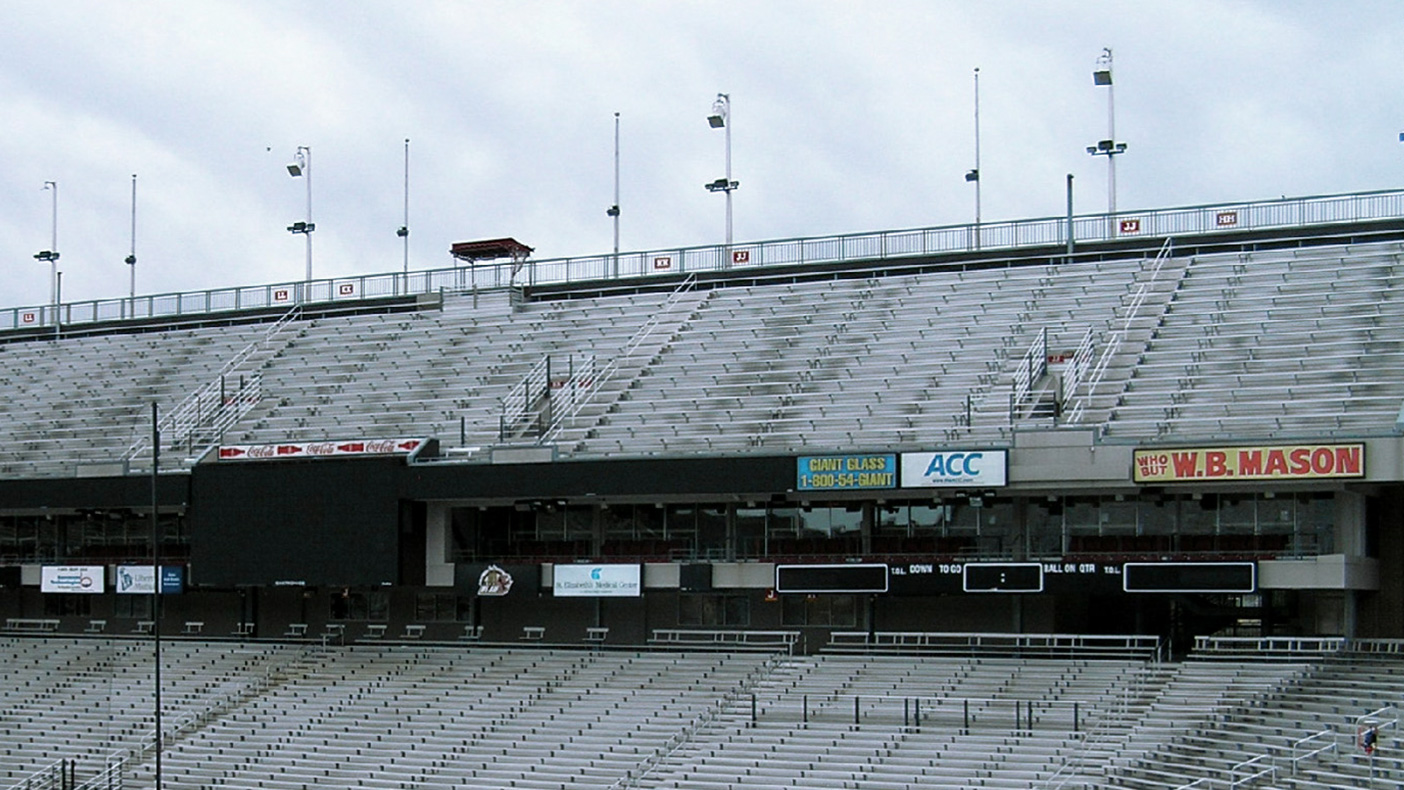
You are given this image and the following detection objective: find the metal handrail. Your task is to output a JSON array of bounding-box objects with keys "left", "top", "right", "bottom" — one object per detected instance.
[
  {"left": 123, "top": 304, "right": 300, "bottom": 463},
  {"left": 541, "top": 273, "right": 699, "bottom": 443},
  {"left": 7, "top": 189, "right": 1404, "bottom": 333},
  {"left": 1011, "top": 327, "right": 1048, "bottom": 413},
  {"left": 1066, "top": 236, "right": 1177, "bottom": 424},
  {"left": 2, "top": 761, "right": 63, "bottom": 790}
]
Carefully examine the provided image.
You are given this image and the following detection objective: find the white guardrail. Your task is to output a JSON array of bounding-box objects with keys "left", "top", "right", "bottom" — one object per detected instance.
[{"left": 6, "top": 188, "right": 1404, "bottom": 333}]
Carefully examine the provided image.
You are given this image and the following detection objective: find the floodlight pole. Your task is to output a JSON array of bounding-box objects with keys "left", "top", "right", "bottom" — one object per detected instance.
[
  {"left": 41, "top": 181, "right": 60, "bottom": 312},
  {"left": 286, "top": 146, "right": 314, "bottom": 287},
  {"left": 705, "top": 94, "right": 738, "bottom": 258},
  {"left": 1104, "top": 52, "right": 1117, "bottom": 216},
  {"left": 1087, "top": 48, "right": 1127, "bottom": 234},
  {"left": 609, "top": 112, "right": 621, "bottom": 277},
  {"left": 127, "top": 175, "right": 138, "bottom": 315},
  {"left": 402, "top": 139, "right": 410, "bottom": 277},
  {"left": 972, "top": 68, "right": 982, "bottom": 248},
  {"left": 722, "top": 97, "right": 732, "bottom": 249},
  {"left": 1066, "top": 174, "right": 1075, "bottom": 257},
  {"left": 301, "top": 146, "right": 312, "bottom": 283}
]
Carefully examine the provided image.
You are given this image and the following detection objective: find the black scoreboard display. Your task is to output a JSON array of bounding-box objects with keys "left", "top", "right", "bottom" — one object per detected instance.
[
  {"left": 962, "top": 563, "right": 1044, "bottom": 593},
  {"left": 1122, "top": 562, "right": 1256, "bottom": 593},
  {"left": 775, "top": 564, "right": 889, "bottom": 594}
]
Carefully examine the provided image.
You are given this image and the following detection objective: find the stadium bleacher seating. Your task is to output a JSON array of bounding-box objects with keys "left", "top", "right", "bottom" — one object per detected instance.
[
  {"left": 3, "top": 636, "right": 1402, "bottom": 790},
  {"left": 2, "top": 238, "right": 1399, "bottom": 478}
]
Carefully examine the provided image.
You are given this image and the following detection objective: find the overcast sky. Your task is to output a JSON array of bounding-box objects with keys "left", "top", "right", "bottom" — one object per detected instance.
[{"left": 2, "top": 1, "right": 1401, "bottom": 310}]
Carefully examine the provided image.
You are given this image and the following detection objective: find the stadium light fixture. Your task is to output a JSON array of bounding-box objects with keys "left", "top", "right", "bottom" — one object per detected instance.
[
  {"left": 705, "top": 93, "right": 739, "bottom": 252},
  {"left": 1087, "top": 48, "right": 1127, "bottom": 225},
  {"left": 286, "top": 146, "right": 313, "bottom": 283}
]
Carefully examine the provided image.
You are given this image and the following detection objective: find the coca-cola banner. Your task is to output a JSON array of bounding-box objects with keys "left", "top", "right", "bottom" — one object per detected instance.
[{"left": 217, "top": 438, "right": 425, "bottom": 461}]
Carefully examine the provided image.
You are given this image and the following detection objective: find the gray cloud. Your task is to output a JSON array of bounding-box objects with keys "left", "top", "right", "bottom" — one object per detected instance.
[{"left": 2, "top": 0, "right": 1401, "bottom": 309}]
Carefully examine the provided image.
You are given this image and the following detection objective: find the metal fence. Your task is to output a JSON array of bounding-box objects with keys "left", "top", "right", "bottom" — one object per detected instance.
[{"left": 6, "top": 188, "right": 1404, "bottom": 333}]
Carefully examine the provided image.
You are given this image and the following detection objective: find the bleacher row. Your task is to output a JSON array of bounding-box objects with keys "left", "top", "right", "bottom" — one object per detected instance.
[
  {"left": 0, "top": 240, "right": 1402, "bottom": 475},
  {"left": 1, "top": 637, "right": 1403, "bottom": 790}
]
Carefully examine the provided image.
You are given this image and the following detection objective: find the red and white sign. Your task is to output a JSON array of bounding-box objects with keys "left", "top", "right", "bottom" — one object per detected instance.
[
  {"left": 653, "top": 256, "right": 672, "bottom": 270},
  {"left": 732, "top": 249, "right": 751, "bottom": 264},
  {"left": 21, "top": 312, "right": 36, "bottom": 324},
  {"left": 1216, "top": 211, "right": 1239, "bottom": 227},
  {"left": 217, "top": 437, "right": 425, "bottom": 461},
  {"left": 1119, "top": 218, "right": 1142, "bottom": 234},
  {"left": 273, "top": 289, "right": 291, "bottom": 302},
  {"left": 337, "top": 282, "right": 356, "bottom": 297}
]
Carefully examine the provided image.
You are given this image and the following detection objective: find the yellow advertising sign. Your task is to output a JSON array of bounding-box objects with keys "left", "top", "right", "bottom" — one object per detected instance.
[{"left": 1133, "top": 443, "right": 1365, "bottom": 483}]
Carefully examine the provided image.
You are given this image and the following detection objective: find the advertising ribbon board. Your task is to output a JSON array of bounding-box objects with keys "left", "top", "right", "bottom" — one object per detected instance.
[{"left": 1133, "top": 443, "right": 1364, "bottom": 483}]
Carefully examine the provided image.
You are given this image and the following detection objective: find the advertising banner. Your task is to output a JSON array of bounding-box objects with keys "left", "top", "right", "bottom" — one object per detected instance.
[
  {"left": 116, "top": 565, "right": 156, "bottom": 594},
  {"left": 116, "top": 566, "right": 185, "bottom": 594},
  {"left": 217, "top": 438, "right": 425, "bottom": 461},
  {"left": 796, "top": 454, "right": 897, "bottom": 491},
  {"left": 41, "top": 566, "right": 104, "bottom": 594},
  {"left": 900, "top": 450, "right": 1007, "bottom": 488},
  {"left": 1133, "top": 443, "right": 1364, "bottom": 483},
  {"left": 552, "top": 564, "right": 641, "bottom": 597},
  {"left": 161, "top": 566, "right": 185, "bottom": 595}
]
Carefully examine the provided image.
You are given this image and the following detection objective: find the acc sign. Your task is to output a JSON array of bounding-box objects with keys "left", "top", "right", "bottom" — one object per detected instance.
[{"left": 900, "top": 450, "right": 1007, "bottom": 488}]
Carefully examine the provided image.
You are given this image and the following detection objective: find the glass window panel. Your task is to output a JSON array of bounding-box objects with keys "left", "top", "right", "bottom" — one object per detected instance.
[
  {"left": 1139, "top": 499, "right": 1177, "bottom": 534},
  {"left": 1102, "top": 499, "right": 1138, "bottom": 532},
  {"left": 1218, "top": 495, "right": 1255, "bottom": 530},
  {"left": 535, "top": 508, "right": 565, "bottom": 540},
  {"left": 1065, "top": 498, "right": 1099, "bottom": 530},
  {"left": 735, "top": 507, "right": 766, "bottom": 559},
  {"left": 564, "top": 506, "right": 594, "bottom": 540},
  {"left": 698, "top": 506, "right": 727, "bottom": 557},
  {"left": 1258, "top": 495, "right": 1295, "bottom": 531},
  {"left": 908, "top": 504, "right": 953, "bottom": 535},
  {"left": 1180, "top": 496, "right": 1218, "bottom": 534},
  {"left": 601, "top": 505, "right": 636, "bottom": 539}
]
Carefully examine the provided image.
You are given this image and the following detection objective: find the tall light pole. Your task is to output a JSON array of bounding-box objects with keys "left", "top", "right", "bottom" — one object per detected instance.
[
  {"left": 606, "top": 112, "right": 621, "bottom": 276},
  {"left": 705, "top": 93, "right": 739, "bottom": 255},
  {"left": 35, "top": 181, "right": 60, "bottom": 314},
  {"left": 127, "top": 175, "right": 138, "bottom": 310},
  {"left": 397, "top": 139, "right": 409, "bottom": 278},
  {"left": 1086, "top": 48, "right": 1127, "bottom": 226},
  {"left": 286, "top": 146, "right": 314, "bottom": 283},
  {"left": 966, "top": 67, "right": 982, "bottom": 249}
]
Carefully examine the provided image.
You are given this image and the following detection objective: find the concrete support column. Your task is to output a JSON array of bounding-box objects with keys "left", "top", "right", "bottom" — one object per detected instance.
[
  {"left": 425, "top": 502, "right": 454, "bottom": 587},
  {"left": 1335, "top": 491, "right": 1367, "bottom": 639}
]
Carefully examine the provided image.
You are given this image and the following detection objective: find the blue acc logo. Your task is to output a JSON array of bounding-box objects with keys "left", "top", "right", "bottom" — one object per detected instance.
[
  {"left": 902, "top": 450, "right": 1007, "bottom": 487},
  {"left": 924, "top": 452, "right": 984, "bottom": 477}
]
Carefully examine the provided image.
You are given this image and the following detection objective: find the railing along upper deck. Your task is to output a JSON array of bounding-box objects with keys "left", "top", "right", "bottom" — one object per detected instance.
[{"left": 5, "top": 188, "right": 1404, "bottom": 333}]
